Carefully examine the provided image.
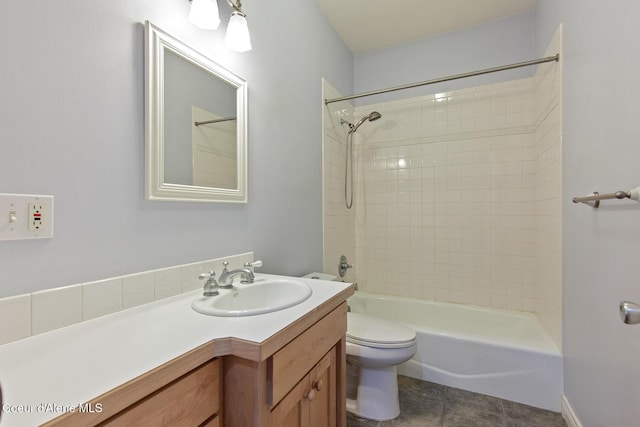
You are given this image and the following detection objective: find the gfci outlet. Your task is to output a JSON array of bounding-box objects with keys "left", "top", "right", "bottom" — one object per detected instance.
[
  {"left": 28, "top": 203, "right": 46, "bottom": 231},
  {"left": 0, "top": 193, "right": 54, "bottom": 241}
]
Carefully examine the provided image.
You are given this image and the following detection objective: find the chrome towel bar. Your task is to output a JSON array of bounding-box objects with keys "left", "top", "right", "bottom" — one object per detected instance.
[{"left": 572, "top": 187, "right": 640, "bottom": 208}]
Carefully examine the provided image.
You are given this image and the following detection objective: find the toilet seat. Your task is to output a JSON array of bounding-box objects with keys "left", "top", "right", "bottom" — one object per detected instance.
[{"left": 347, "top": 312, "right": 416, "bottom": 349}]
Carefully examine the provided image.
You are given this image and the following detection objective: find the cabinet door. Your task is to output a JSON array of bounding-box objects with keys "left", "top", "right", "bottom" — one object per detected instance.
[
  {"left": 309, "top": 347, "right": 336, "bottom": 427},
  {"left": 270, "top": 346, "right": 338, "bottom": 427},
  {"left": 270, "top": 375, "right": 310, "bottom": 427}
]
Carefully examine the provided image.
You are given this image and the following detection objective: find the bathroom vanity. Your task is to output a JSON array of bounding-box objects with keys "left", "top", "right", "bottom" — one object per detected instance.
[{"left": 0, "top": 275, "right": 352, "bottom": 427}]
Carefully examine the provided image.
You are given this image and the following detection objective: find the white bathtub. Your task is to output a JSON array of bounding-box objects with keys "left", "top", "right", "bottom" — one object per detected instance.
[{"left": 348, "top": 292, "right": 563, "bottom": 412}]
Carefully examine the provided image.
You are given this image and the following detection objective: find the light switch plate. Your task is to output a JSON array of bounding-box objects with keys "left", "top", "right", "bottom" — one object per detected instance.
[{"left": 0, "top": 193, "right": 54, "bottom": 241}]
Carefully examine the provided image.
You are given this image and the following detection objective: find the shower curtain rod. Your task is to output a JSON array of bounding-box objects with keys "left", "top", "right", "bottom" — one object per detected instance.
[
  {"left": 324, "top": 54, "right": 560, "bottom": 105},
  {"left": 194, "top": 117, "right": 237, "bottom": 126}
]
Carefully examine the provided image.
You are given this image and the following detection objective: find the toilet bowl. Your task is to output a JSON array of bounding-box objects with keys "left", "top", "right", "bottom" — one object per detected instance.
[{"left": 346, "top": 312, "right": 417, "bottom": 421}]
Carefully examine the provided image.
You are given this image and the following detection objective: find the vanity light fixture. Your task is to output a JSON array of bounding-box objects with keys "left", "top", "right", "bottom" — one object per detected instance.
[
  {"left": 224, "top": 0, "right": 252, "bottom": 52},
  {"left": 188, "top": 0, "right": 220, "bottom": 30},
  {"left": 187, "top": 0, "right": 252, "bottom": 52}
]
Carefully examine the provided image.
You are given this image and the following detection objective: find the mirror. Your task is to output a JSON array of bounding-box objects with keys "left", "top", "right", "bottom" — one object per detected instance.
[{"left": 145, "top": 21, "right": 247, "bottom": 203}]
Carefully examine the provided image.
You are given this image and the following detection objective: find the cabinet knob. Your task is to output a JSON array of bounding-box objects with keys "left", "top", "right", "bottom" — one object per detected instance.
[
  {"left": 313, "top": 380, "right": 323, "bottom": 392},
  {"left": 305, "top": 389, "right": 316, "bottom": 401}
]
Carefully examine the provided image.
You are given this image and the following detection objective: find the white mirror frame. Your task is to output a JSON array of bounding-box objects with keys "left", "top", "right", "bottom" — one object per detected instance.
[{"left": 145, "top": 21, "right": 248, "bottom": 203}]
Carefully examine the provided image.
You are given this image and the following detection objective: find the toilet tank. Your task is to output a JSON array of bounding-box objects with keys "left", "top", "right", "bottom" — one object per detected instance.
[{"left": 302, "top": 272, "right": 337, "bottom": 281}]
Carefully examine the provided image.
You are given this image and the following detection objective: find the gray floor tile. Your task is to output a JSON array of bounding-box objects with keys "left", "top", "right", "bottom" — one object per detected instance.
[
  {"left": 398, "top": 375, "right": 446, "bottom": 402},
  {"left": 443, "top": 413, "right": 504, "bottom": 427},
  {"left": 347, "top": 411, "right": 381, "bottom": 427},
  {"left": 503, "top": 400, "right": 567, "bottom": 427},
  {"left": 380, "top": 396, "right": 443, "bottom": 427},
  {"left": 347, "top": 375, "right": 567, "bottom": 427},
  {"left": 443, "top": 386, "right": 504, "bottom": 426}
]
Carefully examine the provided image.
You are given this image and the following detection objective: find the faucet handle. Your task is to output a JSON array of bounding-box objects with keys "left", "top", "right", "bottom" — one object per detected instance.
[
  {"left": 244, "top": 260, "right": 263, "bottom": 268},
  {"left": 199, "top": 271, "right": 216, "bottom": 281},
  {"left": 199, "top": 271, "right": 219, "bottom": 297},
  {"left": 222, "top": 261, "right": 230, "bottom": 270}
]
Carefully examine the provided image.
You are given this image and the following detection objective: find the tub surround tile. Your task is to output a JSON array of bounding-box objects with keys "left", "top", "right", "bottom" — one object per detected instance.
[
  {"left": 326, "top": 64, "right": 563, "bottom": 352},
  {"left": 0, "top": 294, "right": 31, "bottom": 345},
  {"left": 82, "top": 278, "right": 123, "bottom": 320},
  {"left": 325, "top": 62, "right": 562, "bottom": 349},
  {"left": 31, "top": 285, "right": 82, "bottom": 335}
]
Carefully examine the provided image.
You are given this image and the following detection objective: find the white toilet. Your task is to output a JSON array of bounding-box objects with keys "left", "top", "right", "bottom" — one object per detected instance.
[
  {"left": 346, "top": 312, "right": 417, "bottom": 421},
  {"left": 302, "top": 273, "right": 417, "bottom": 421}
]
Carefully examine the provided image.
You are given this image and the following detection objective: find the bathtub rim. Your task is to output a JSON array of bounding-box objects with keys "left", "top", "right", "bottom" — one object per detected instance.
[{"left": 347, "top": 291, "right": 562, "bottom": 357}]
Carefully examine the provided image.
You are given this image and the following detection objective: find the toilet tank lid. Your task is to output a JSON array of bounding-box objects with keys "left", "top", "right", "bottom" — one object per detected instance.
[
  {"left": 347, "top": 312, "right": 416, "bottom": 344},
  {"left": 302, "top": 272, "right": 337, "bottom": 281}
]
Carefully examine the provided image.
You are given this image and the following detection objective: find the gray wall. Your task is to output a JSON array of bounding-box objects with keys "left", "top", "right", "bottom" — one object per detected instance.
[
  {"left": 536, "top": 1, "right": 640, "bottom": 425},
  {"left": 353, "top": 11, "right": 536, "bottom": 105},
  {"left": 0, "top": 0, "right": 353, "bottom": 297}
]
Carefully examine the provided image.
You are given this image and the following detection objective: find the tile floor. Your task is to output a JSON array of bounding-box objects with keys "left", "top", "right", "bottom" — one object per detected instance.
[{"left": 347, "top": 376, "right": 567, "bottom": 427}]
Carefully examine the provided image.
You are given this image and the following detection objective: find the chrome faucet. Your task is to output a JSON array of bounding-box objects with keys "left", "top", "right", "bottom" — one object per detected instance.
[
  {"left": 218, "top": 261, "right": 255, "bottom": 288},
  {"left": 199, "top": 271, "right": 219, "bottom": 297}
]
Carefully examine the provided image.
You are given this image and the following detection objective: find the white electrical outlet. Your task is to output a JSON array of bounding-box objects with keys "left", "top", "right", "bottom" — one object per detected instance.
[
  {"left": 28, "top": 203, "right": 46, "bottom": 231},
  {"left": 0, "top": 193, "right": 54, "bottom": 241}
]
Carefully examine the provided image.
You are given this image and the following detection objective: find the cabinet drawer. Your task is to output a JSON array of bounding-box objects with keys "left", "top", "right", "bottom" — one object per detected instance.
[
  {"left": 270, "top": 303, "right": 347, "bottom": 407},
  {"left": 101, "top": 358, "right": 221, "bottom": 426}
]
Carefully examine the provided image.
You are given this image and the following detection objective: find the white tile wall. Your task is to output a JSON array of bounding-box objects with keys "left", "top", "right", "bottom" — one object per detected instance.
[
  {"left": 323, "top": 34, "right": 563, "bottom": 350},
  {"left": 532, "top": 27, "right": 563, "bottom": 349},
  {"left": 349, "top": 79, "right": 538, "bottom": 312},
  {"left": 322, "top": 80, "right": 357, "bottom": 283},
  {"left": 0, "top": 252, "right": 253, "bottom": 345}
]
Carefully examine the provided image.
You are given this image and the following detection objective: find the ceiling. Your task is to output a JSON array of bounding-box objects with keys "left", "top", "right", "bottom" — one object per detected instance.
[{"left": 315, "top": 0, "right": 538, "bottom": 54}]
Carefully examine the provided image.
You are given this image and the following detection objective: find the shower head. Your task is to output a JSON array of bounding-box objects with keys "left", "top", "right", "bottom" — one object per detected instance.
[
  {"left": 368, "top": 111, "right": 382, "bottom": 121},
  {"left": 342, "top": 111, "right": 382, "bottom": 134}
]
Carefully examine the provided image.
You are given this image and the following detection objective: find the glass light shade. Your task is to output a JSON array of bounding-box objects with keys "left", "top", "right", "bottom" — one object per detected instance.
[
  {"left": 188, "top": 0, "right": 220, "bottom": 30},
  {"left": 225, "top": 11, "right": 252, "bottom": 52}
]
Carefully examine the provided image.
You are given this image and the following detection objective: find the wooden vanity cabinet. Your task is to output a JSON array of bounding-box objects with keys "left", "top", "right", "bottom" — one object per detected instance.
[
  {"left": 45, "top": 297, "right": 350, "bottom": 427},
  {"left": 270, "top": 347, "right": 337, "bottom": 427},
  {"left": 224, "top": 302, "right": 348, "bottom": 427},
  {"left": 43, "top": 345, "right": 222, "bottom": 427},
  {"left": 99, "top": 358, "right": 221, "bottom": 426}
]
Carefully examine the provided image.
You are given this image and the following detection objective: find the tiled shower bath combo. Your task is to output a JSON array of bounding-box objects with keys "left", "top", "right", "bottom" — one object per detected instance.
[{"left": 325, "top": 29, "right": 564, "bottom": 420}]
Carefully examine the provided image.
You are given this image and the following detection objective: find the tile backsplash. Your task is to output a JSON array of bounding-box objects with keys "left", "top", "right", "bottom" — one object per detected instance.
[{"left": 0, "top": 252, "right": 253, "bottom": 345}]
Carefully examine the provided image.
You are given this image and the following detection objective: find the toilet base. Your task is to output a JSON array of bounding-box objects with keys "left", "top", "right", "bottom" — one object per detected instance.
[{"left": 346, "top": 362, "right": 400, "bottom": 421}]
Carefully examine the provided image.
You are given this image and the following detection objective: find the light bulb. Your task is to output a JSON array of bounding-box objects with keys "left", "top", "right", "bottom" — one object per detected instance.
[
  {"left": 188, "top": 0, "right": 220, "bottom": 30},
  {"left": 225, "top": 11, "right": 252, "bottom": 52}
]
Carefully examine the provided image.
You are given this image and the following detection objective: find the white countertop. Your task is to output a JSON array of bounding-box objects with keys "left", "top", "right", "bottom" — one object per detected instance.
[{"left": 0, "top": 274, "right": 351, "bottom": 426}]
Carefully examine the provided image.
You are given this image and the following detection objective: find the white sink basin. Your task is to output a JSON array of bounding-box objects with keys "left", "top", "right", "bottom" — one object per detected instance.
[{"left": 191, "top": 278, "right": 313, "bottom": 317}]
